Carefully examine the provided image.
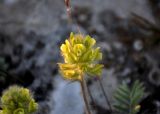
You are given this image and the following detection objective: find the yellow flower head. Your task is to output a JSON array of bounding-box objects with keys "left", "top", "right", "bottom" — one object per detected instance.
[
  {"left": 0, "top": 85, "right": 38, "bottom": 114},
  {"left": 59, "top": 32, "right": 103, "bottom": 81}
]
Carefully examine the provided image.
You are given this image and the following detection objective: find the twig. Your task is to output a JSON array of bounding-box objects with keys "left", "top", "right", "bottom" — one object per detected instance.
[{"left": 64, "top": 0, "right": 72, "bottom": 23}]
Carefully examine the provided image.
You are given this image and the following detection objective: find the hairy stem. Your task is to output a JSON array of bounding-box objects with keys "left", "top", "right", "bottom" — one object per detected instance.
[
  {"left": 86, "top": 82, "right": 97, "bottom": 109},
  {"left": 98, "top": 79, "right": 112, "bottom": 112},
  {"left": 80, "top": 76, "right": 92, "bottom": 114}
]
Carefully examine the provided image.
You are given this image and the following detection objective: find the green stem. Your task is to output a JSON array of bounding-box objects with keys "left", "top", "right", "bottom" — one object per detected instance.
[{"left": 80, "top": 75, "right": 92, "bottom": 114}]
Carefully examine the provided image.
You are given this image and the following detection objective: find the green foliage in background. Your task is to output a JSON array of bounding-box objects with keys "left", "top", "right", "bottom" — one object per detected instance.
[
  {"left": 0, "top": 85, "right": 38, "bottom": 114},
  {"left": 114, "top": 80, "right": 145, "bottom": 114}
]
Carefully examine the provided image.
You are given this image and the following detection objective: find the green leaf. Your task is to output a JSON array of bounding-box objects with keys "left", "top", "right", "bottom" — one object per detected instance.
[
  {"left": 114, "top": 93, "right": 129, "bottom": 106},
  {"left": 114, "top": 104, "right": 128, "bottom": 114},
  {"left": 114, "top": 80, "right": 145, "bottom": 114}
]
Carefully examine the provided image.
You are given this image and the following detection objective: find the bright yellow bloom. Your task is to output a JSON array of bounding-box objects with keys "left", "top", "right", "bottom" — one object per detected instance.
[{"left": 59, "top": 32, "right": 103, "bottom": 81}]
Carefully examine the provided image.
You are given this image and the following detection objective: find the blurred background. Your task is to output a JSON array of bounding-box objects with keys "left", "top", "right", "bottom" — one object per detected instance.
[{"left": 0, "top": 0, "right": 160, "bottom": 114}]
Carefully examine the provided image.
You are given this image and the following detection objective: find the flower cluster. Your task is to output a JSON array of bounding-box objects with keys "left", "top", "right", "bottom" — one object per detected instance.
[
  {"left": 0, "top": 85, "right": 38, "bottom": 114},
  {"left": 59, "top": 32, "right": 103, "bottom": 81}
]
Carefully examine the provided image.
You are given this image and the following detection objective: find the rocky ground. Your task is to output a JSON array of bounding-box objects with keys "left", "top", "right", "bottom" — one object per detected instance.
[{"left": 0, "top": 0, "right": 160, "bottom": 114}]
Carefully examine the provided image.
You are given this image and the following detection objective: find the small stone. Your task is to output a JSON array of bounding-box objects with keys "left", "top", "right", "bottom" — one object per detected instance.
[{"left": 133, "top": 40, "right": 143, "bottom": 51}]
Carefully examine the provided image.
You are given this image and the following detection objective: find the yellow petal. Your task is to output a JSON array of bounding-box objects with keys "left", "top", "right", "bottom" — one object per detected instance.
[
  {"left": 60, "top": 44, "right": 67, "bottom": 52},
  {"left": 61, "top": 69, "right": 81, "bottom": 81},
  {"left": 58, "top": 63, "right": 77, "bottom": 70},
  {"left": 73, "top": 44, "right": 86, "bottom": 57}
]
